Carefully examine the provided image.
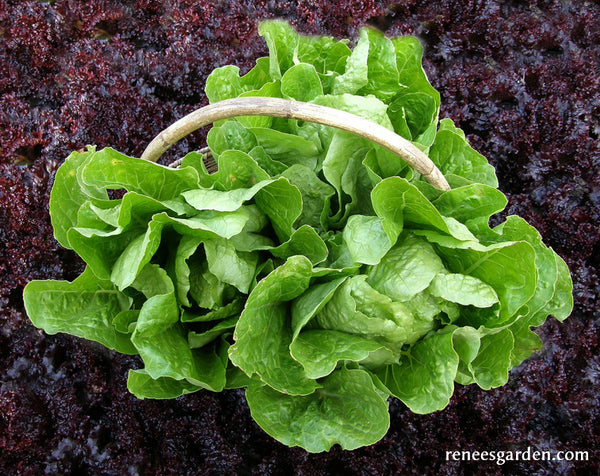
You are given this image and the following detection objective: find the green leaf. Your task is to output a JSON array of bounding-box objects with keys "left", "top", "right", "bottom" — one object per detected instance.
[
  {"left": 206, "top": 121, "right": 258, "bottom": 156},
  {"left": 391, "top": 35, "right": 440, "bottom": 144},
  {"left": 546, "top": 253, "right": 573, "bottom": 321},
  {"left": 281, "top": 63, "right": 323, "bottom": 102},
  {"left": 247, "top": 146, "right": 288, "bottom": 176},
  {"left": 182, "top": 179, "right": 275, "bottom": 212},
  {"left": 392, "top": 36, "right": 440, "bottom": 107},
  {"left": 270, "top": 225, "right": 329, "bottom": 265},
  {"left": 238, "top": 81, "right": 282, "bottom": 128},
  {"left": 295, "top": 32, "right": 351, "bottom": 75},
  {"left": 372, "top": 177, "right": 472, "bottom": 240},
  {"left": 188, "top": 258, "right": 236, "bottom": 310},
  {"left": 152, "top": 209, "right": 250, "bottom": 240},
  {"left": 254, "top": 178, "right": 303, "bottom": 241},
  {"left": 188, "top": 317, "right": 238, "bottom": 349},
  {"left": 205, "top": 65, "right": 243, "bottom": 103},
  {"left": 388, "top": 92, "right": 437, "bottom": 142},
  {"left": 451, "top": 326, "right": 480, "bottom": 385},
  {"left": 205, "top": 238, "right": 258, "bottom": 294},
  {"left": 429, "top": 273, "right": 499, "bottom": 308},
  {"left": 357, "top": 27, "right": 401, "bottom": 102},
  {"left": 110, "top": 219, "right": 163, "bottom": 290},
  {"left": 290, "top": 277, "right": 347, "bottom": 339},
  {"left": 469, "top": 329, "right": 514, "bottom": 390},
  {"left": 332, "top": 29, "right": 369, "bottom": 95},
  {"left": 249, "top": 127, "right": 320, "bottom": 168},
  {"left": 343, "top": 215, "right": 399, "bottom": 265},
  {"left": 280, "top": 164, "right": 335, "bottom": 229},
  {"left": 172, "top": 235, "right": 202, "bottom": 307},
  {"left": 133, "top": 328, "right": 227, "bottom": 391},
  {"left": 317, "top": 276, "right": 437, "bottom": 349},
  {"left": 131, "top": 267, "right": 228, "bottom": 392},
  {"left": 314, "top": 93, "right": 394, "bottom": 149},
  {"left": 181, "top": 299, "right": 244, "bottom": 323},
  {"left": 130, "top": 264, "right": 179, "bottom": 335},
  {"left": 290, "top": 330, "right": 382, "bottom": 379},
  {"left": 322, "top": 132, "right": 372, "bottom": 224},
  {"left": 493, "top": 216, "right": 571, "bottom": 320},
  {"left": 429, "top": 127, "right": 498, "bottom": 187},
  {"left": 367, "top": 234, "right": 446, "bottom": 302},
  {"left": 23, "top": 267, "right": 136, "bottom": 355},
  {"left": 81, "top": 147, "right": 200, "bottom": 200},
  {"left": 377, "top": 331, "right": 459, "bottom": 413},
  {"left": 240, "top": 56, "right": 272, "bottom": 90},
  {"left": 198, "top": 150, "right": 270, "bottom": 191},
  {"left": 113, "top": 310, "right": 139, "bottom": 334},
  {"left": 246, "top": 368, "right": 389, "bottom": 452},
  {"left": 49, "top": 147, "right": 108, "bottom": 248},
  {"left": 432, "top": 183, "right": 507, "bottom": 234},
  {"left": 67, "top": 226, "right": 142, "bottom": 280},
  {"left": 437, "top": 239, "right": 537, "bottom": 323},
  {"left": 507, "top": 314, "right": 543, "bottom": 367},
  {"left": 127, "top": 369, "right": 202, "bottom": 399},
  {"left": 259, "top": 20, "right": 298, "bottom": 79},
  {"left": 229, "top": 256, "right": 319, "bottom": 395}
]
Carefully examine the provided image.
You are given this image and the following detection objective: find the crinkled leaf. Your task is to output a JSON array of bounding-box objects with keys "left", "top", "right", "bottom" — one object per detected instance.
[
  {"left": 207, "top": 121, "right": 258, "bottom": 157},
  {"left": 429, "top": 273, "right": 499, "bottom": 308},
  {"left": 259, "top": 20, "right": 298, "bottom": 79},
  {"left": 246, "top": 368, "right": 389, "bottom": 453},
  {"left": 317, "top": 276, "right": 436, "bottom": 350},
  {"left": 205, "top": 238, "right": 258, "bottom": 294},
  {"left": 367, "top": 234, "right": 446, "bottom": 302},
  {"left": 229, "top": 256, "right": 319, "bottom": 395},
  {"left": 357, "top": 27, "right": 400, "bottom": 102},
  {"left": 23, "top": 267, "right": 135, "bottom": 355},
  {"left": 470, "top": 329, "right": 514, "bottom": 390},
  {"left": 49, "top": 147, "right": 108, "bottom": 248},
  {"left": 343, "top": 215, "right": 399, "bottom": 265},
  {"left": 429, "top": 127, "right": 498, "bottom": 187},
  {"left": 290, "top": 330, "right": 383, "bottom": 379},
  {"left": 281, "top": 62, "right": 323, "bottom": 101},
  {"left": 280, "top": 164, "right": 335, "bottom": 229},
  {"left": 81, "top": 147, "right": 200, "bottom": 200},
  {"left": 377, "top": 331, "right": 458, "bottom": 413},
  {"left": 295, "top": 32, "right": 351, "bottom": 75}
]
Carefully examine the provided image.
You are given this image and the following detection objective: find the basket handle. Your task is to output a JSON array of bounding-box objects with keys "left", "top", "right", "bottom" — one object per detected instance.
[{"left": 141, "top": 97, "right": 450, "bottom": 191}]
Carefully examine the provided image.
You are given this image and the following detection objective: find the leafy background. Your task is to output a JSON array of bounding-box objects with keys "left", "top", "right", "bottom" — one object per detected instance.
[{"left": 0, "top": 0, "right": 598, "bottom": 474}]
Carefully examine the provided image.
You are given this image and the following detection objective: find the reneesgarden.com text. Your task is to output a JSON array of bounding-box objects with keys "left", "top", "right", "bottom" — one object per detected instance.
[{"left": 446, "top": 447, "right": 589, "bottom": 466}]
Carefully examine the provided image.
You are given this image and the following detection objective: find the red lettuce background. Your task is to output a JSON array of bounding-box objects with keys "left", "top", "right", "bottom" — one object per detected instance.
[{"left": 1, "top": 1, "right": 598, "bottom": 474}]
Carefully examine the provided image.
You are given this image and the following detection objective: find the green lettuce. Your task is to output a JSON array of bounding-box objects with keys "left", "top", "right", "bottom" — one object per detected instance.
[{"left": 23, "top": 20, "right": 573, "bottom": 453}]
